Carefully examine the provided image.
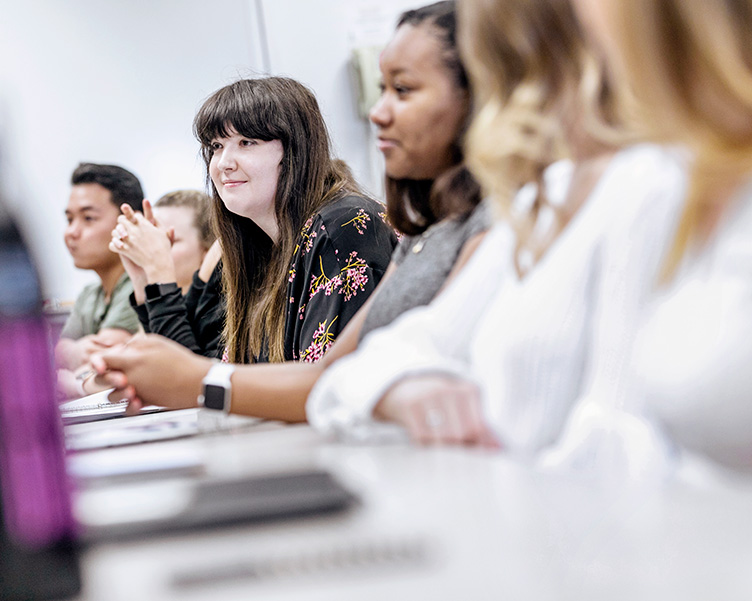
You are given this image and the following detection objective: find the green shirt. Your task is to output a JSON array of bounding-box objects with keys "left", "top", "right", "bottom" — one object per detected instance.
[{"left": 60, "top": 272, "right": 141, "bottom": 339}]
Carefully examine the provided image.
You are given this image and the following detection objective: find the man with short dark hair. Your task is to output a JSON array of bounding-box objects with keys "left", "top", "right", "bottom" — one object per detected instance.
[{"left": 55, "top": 163, "right": 144, "bottom": 396}]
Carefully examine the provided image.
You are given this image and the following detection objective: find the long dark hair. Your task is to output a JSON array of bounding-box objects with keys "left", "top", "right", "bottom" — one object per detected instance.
[
  {"left": 194, "top": 77, "right": 360, "bottom": 363},
  {"left": 385, "top": 0, "right": 482, "bottom": 236}
]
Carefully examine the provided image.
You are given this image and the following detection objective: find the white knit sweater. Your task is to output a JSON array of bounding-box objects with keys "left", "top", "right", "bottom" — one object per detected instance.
[
  {"left": 632, "top": 177, "right": 752, "bottom": 469},
  {"left": 307, "top": 145, "right": 687, "bottom": 458}
]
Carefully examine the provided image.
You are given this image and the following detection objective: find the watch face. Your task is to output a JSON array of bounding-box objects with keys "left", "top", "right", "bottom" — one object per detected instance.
[
  {"left": 144, "top": 283, "right": 162, "bottom": 301},
  {"left": 145, "top": 282, "right": 178, "bottom": 301},
  {"left": 203, "top": 383, "right": 226, "bottom": 411}
]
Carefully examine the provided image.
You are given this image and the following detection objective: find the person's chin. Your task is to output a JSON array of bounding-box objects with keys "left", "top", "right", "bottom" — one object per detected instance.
[
  {"left": 384, "top": 163, "right": 412, "bottom": 181},
  {"left": 71, "top": 256, "right": 100, "bottom": 271}
]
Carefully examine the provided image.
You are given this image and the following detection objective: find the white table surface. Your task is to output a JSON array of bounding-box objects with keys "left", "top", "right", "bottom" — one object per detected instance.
[{"left": 66, "top": 409, "right": 752, "bottom": 601}]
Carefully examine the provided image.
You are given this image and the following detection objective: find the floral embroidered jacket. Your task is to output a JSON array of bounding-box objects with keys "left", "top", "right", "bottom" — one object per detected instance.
[{"left": 284, "top": 195, "right": 397, "bottom": 362}]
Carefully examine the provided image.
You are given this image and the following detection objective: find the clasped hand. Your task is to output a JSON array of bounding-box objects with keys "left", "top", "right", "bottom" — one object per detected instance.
[{"left": 110, "top": 200, "right": 176, "bottom": 286}]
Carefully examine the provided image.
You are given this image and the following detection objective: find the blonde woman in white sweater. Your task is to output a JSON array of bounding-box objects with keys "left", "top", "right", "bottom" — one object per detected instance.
[
  {"left": 307, "top": 0, "right": 686, "bottom": 459},
  {"left": 571, "top": 0, "right": 752, "bottom": 470}
]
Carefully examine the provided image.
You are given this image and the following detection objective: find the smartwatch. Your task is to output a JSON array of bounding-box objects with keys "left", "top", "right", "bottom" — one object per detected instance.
[
  {"left": 198, "top": 362, "right": 235, "bottom": 413},
  {"left": 144, "top": 282, "right": 179, "bottom": 301}
]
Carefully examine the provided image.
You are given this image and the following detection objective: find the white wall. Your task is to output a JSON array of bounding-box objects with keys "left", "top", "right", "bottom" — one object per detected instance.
[
  {"left": 258, "top": 0, "right": 420, "bottom": 193},
  {"left": 0, "top": 0, "right": 421, "bottom": 302}
]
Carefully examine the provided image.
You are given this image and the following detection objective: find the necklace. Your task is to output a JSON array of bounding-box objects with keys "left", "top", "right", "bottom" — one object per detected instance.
[{"left": 411, "top": 219, "right": 451, "bottom": 254}]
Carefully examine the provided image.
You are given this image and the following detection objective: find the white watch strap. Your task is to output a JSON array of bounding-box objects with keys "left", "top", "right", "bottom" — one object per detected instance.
[
  {"left": 198, "top": 362, "right": 236, "bottom": 412},
  {"left": 203, "top": 362, "right": 235, "bottom": 386}
]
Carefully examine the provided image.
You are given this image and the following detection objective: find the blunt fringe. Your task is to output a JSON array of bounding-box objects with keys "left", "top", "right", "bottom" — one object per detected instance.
[{"left": 194, "top": 77, "right": 360, "bottom": 362}]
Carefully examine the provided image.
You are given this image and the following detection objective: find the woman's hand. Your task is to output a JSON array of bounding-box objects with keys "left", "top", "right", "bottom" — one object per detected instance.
[
  {"left": 90, "top": 334, "right": 212, "bottom": 414},
  {"left": 110, "top": 202, "right": 176, "bottom": 284},
  {"left": 374, "top": 375, "right": 501, "bottom": 447}
]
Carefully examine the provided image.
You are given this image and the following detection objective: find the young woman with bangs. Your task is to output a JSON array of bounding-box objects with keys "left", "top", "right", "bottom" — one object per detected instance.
[{"left": 194, "top": 78, "right": 398, "bottom": 364}]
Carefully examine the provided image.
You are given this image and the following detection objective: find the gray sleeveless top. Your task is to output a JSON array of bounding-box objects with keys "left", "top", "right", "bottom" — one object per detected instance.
[{"left": 359, "top": 200, "right": 491, "bottom": 341}]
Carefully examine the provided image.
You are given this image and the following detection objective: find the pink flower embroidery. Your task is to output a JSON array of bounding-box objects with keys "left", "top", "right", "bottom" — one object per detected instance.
[
  {"left": 341, "top": 208, "right": 371, "bottom": 235},
  {"left": 308, "top": 253, "right": 369, "bottom": 301},
  {"left": 379, "top": 210, "right": 402, "bottom": 241},
  {"left": 309, "top": 257, "right": 341, "bottom": 298},
  {"left": 300, "top": 316, "right": 339, "bottom": 363},
  {"left": 298, "top": 217, "right": 318, "bottom": 254},
  {"left": 339, "top": 251, "right": 369, "bottom": 301}
]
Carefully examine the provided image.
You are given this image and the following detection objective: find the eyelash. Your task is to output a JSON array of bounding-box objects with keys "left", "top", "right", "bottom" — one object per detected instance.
[
  {"left": 378, "top": 82, "right": 411, "bottom": 98},
  {"left": 210, "top": 139, "right": 258, "bottom": 152}
]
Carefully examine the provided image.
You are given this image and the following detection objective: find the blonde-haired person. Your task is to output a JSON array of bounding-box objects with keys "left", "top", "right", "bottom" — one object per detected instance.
[
  {"left": 112, "top": 189, "right": 224, "bottom": 358},
  {"left": 151, "top": 190, "right": 215, "bottom": 294},
  {"left": 572, "top": 0, "right": 752, "bottom": 469},
  {"left": 306, "top": 0, "right": 687, "bottom": 459}
]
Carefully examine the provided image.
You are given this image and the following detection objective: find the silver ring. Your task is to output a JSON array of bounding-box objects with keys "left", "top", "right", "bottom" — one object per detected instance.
[{"left": 425, "top": 408, "right": 445, "bottom": 430}]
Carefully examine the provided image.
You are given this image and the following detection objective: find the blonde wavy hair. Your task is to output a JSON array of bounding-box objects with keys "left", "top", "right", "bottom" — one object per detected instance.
[
  {"left": 458, "top": 0, "right": 628, "bottom": 272},
  {"left": 609, "top": 0, "right": 752, "bottom": 279}
]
